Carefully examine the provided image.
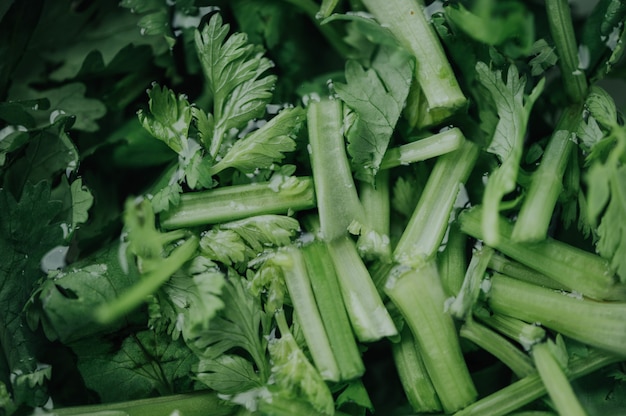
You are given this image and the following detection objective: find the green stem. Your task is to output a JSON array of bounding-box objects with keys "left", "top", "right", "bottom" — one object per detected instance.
[
  {"left": 448, "top": 246, "right": 494, "bottom": 320},
  {"left": 438, "top": 222, "right": 468, "bottom": 297},
  {"left": 545, "top": 0, "right": 588, "bottom": 103},
  {"left": 361, "top": 0, "right": 467, "bottom": 126},
  {"left": 512, "top": 104, "right": 583, "bottom": 242},
  {"left": 356, "top": 169, "right": 392, "bottom": 261},
  {"left": 532, "top": 342, "right": 587, "bottom": 416},
  {"left": 380, "top": 127, "right": 465, "bottom": 169},
  {"left": 276, "top": 246, "right": 340, "bottom": 381},
  {"left": 302, "top": 241, "right": 365, "bottom": 380},
  {"left": 51, "top": 391, "right": 236, "bottom": 416},
  {"left": 94, "top": 236, "right": 199, "bottom": 325},
  {"left": 458, "top": 206, "right": 626, "bottom": 300},
  {"left": 487, "top": 274, "right": 626, "bottom": 356},
  {"left": 475, "top": 305, "right": 546, "bottom": 351},
  {"left": 385, "top": 260, "right": 477, "bottom": 413},
  {"left": 159, "top": 177, "right": 315, "bottom": 229},
  {"left": 328, "top": 236, "right": 398, "bottom": 342},
  {"left": 392, "top": 326, "right": 442, "bottom": 413},
  {"left": 394, "top": 139, "right": 479, "bottom": 264},
  {"left": 453, "top": 349, "right": 619, "bottom": 416},
  {"left": 460, "top": 318, "right": 536, "bottom": 378},
  {"left": 307, "top": 98, "right": 364, "bottom": 241},
  {"left": 488, "top": 254, "right": 566, "bottom": 291}
]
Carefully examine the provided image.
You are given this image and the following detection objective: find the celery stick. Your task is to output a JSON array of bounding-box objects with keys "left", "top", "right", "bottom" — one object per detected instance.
[
  {"left": 394, "top": 140, "right": 479, "bottom": 264},
  {"left": 302, "top": 241, "right": 365, "bottom": 380},
  {"left": 380, "top": 127, "right": 465, "bottom": 170},
  {"left": 475, "top": 305, "right": 546, "bottom": 351},
  {"left": 460, "top": 318, "right": 536, "bottom": 378},
  {"left": 438, "top": 222, "right": 468, "bottom": 297},
  {"left": 328, "top": 236, "right": 398, "bottom": 342},
  {"left": 385, "top": 260, "right": 477, "bottom": 413},
  {"left": 458, "top": 206, "right": 626, "bottom": 301},
  {"left": 488, "top": 274, "right": 626, "bottom": 356},
  {"left": 392, "top": 326, "right": 442, "bottom": 413},
  {"left": 307, "top": 98, "right": 365, "bottom": 241},
  {"left": 512, "top": 104, "right": 582, "bottom": 242},
  {"left": 532, "top": 341, "right": 587, "bottom": 416},
  {"left": 159, "top": 177, "right": 315, "bottom": 229},
  {"left": 275, "top": 246, "right": 340, "bottom": 381},
  {"left": 357, "top": 169, "right": 392, "bottom": 261},
  {"left": 361, "top": 0, "right": 467, "bottom": 126},
  {"left": 454, "top": 349, "right": 619, "bottom": 416},
  {"left": 448, "top": 246, "right": 494, "bottom": 320},
  {"left": 488, "top": 254, "right": 567, "bottom": 291}
]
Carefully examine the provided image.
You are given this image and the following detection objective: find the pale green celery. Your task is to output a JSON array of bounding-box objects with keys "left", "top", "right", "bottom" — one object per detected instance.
[
  {"left": 380, "top": 128, "right": 465, "bottom": 170},
  {"left": 475, "top": 304, "right": 546, "bottom": 351},
  {"left": 51, "top": 391, "right": 236, "bottom": 416},
  {"left": 361, "top": 0, "right": 467, "bottom": 126},
  {"left": 512, "top": 104, "right": 582, "bottom": 242},
  {"left": 448, "top": 246, "right": 494, "bottom": 320},
  {"left": 438, "top": 223, "right": 468, "bottom": 297},
  {"left": 159, "top": 177, "right": 315, "bottom": 229},
  {"left": 328, "top": 236, "right": 398, "bottom": 342},
  {"left": 453, "top": 349, "right": 619, "bottom": 416},
  {"left": 458, "top": 206, "right": 626, "bottom": 301},
  {"left": 488, "top": 254, "right": 567, "bottom": 291},
  {"left": 532, "top": 342, "right": 587, "bottom": 416},
  {"left": 545, "top": 0, "right": 587, "bottom": 103},
  {"left": 275, "top": 246, "right": 340, "bottom": 381},
  {"left": 356, "top": 169, "right": 392, "bottom": 261},
  {"left": 307, "top": 99, "right": 364, "bottom": 241},
  {"left": 94, "top": 236, "right": 199, "bottom": 325},
  {"left": 488, "top": 274, "right": 626, "bottom": 356},
  {"left": 394, "top": 140, "right": 479, "bottom": 264},
  {"left": 302, "top": 241, "right": 365, "bottom": 380},
  {"left": 392, "top": 326, "right": 442, "bottom": 413},
  {"left": 460, "top": 318, "right": 536, "bottom": 378},
  {"left": 385, "top": 260, "right": 477, "bottom": 413}
]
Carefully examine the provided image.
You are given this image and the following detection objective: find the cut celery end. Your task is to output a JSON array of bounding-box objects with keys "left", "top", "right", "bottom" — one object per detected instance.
[
  {"left": 385, "top": 260, "right": 477, "bottom": 413},
  {"left": 328, "top": 236, "right": 397, "bottom": 342}
]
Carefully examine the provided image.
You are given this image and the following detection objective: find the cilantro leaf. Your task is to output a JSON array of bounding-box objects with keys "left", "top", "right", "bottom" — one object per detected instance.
[
  {"left": 72, "top": 329, "right": 198, "bottom": 403},
  {"left": 209, "top": 106, "right": 304, "bottom": 175},
  {"left": 476, "top": 62, "right": 543, "bottom": 244},
  {"left": 335, "top": 46, "right": 413, "bottom": 183},
  {"left": 194, "top": 13, "right": 277, "bottom": 158}
]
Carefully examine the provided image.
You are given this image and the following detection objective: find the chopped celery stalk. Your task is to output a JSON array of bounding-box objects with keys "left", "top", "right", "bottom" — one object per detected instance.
[
  {"left": 159, "top": 177, "right": 315, "bottom": 229},
  {"left": 438, "top": 222, "right": 468, "bottom": 297},
  {"left": 94, "top": 236, "right": 199, "bottom": 325},
  {"left": 328, "top": 236, "right": 398, "bottom": 342},
  {"left": 512, "top": 104, "right": 582, "bottom": 242},
  {"left": 475, "top": 305, "right": 546, "bottom": 351},
  {"left": 488, "top": 274, "right": 626, "bottom": 356},
  {"left": 448, "top": 246, "right": 494, "bottom": 320},
  {"left": 275, "top": 246, "right": 340, "bottom": 381},
  {"left": 454, "top": 349, "right": 619, "bottom": 416},
  {"left": 356, "top": 169, "right": 392, "bottom": 261},
  {"left": 392, "top": 326, "right": 442, "bottom": 413},
  {"left": 307, "top": 98, "right": 365, "bottom": 241},
  {"left": 380, "top": 127, "right": 465, "bottom": 169},
  {"left": 545, "top": 0, "right": 588, "bottom": 102},
  {"left": 532, "top": 341, "right": 587, "bottom": 416},
  {"left": 460, "top": 318, "right": 536, "bottom": 378},
  {"left": 385, "top": 260, "right": 477, "bottom": 413},
  {"left": 488, "top": 254, "right": 567, "bottom": 291},
  {"left": 394, "top": 140, "right": 479, "bottom": 264},
  {"left": 458, "top": 206, "right": 626, "bottom": 301},
  {"left": 302, "top": 241, "right": 365, "bottom": 380},
  {"left": 51, "top": 391, "right": 236, "bottom": 416},
  {"left": 361, "top": 0, "right": 467, "bottom": 125}
]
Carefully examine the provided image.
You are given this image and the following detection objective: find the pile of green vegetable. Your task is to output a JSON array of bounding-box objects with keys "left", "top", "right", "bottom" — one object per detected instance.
[{"left": 2, "top": 0, "right": 626, "bottom": 414}]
